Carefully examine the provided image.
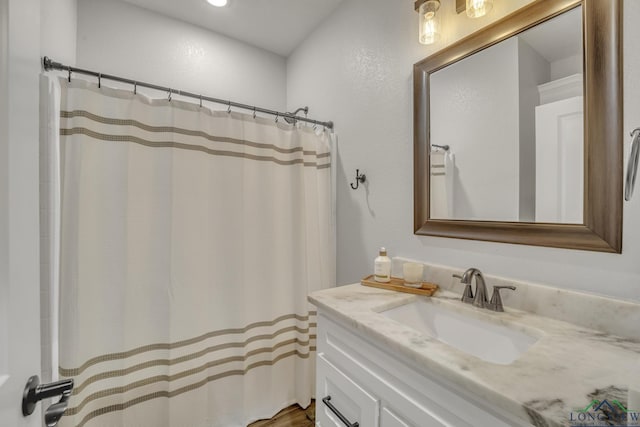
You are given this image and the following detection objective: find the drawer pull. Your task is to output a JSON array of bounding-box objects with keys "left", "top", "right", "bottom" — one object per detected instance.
[{"left": 322, "top": 395, "right": 359, "bottom": 427}]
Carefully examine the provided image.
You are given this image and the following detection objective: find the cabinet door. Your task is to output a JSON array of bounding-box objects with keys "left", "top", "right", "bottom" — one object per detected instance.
[{"left": 316, "top": 354, "right": 379, "bottom": 427}]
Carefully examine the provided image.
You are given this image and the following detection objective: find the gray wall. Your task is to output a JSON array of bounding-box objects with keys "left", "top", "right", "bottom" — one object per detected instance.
[
  {"left": 76, "top": 0, "right": 287, "bottom": 111},
  {"left": 286, "top": 0, "right": 640, "bottom": 302}
]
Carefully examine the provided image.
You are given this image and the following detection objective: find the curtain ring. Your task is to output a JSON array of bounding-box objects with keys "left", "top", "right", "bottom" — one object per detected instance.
[
  {"left": 98, "top": 73, "right": 101, "bottom": 88},
  {"left": 253, "top": 106, "right": 256, "bottom": 119},
  {"left": 67, "top": 68, "right": 71, "bottom": 83},
  {"left": 227, "top": 101, "right": 231, "bottom": 114},
  {"left": 275, "top": 113, "right": 279, "bottom": 123},
  {"left": 168, "top": 89, "right": 172, "bottom": 102},
  {"left": 133, "top": 82, "right": 137, "bottom": 95},
  {"left": 199, "top": 95, "right": 203, "bottom": 108},
  {"left": 313, "top": 123, "right": 317, "bottom": 131}
]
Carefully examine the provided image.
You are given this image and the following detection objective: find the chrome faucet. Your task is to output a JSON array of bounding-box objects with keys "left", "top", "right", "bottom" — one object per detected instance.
[{"left": 453, "top": 268, "right": 516, "bottom": 312}]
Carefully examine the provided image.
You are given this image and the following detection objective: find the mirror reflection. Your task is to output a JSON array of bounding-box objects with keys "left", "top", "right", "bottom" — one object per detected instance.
[{"left": 429, "top": 6, "right": 583, "bottom": 223}]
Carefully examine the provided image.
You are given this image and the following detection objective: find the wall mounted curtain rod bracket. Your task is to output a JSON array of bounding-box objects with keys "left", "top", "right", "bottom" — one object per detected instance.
[{"left": 41, "top": 56, "right": 334, "bottom": 130}]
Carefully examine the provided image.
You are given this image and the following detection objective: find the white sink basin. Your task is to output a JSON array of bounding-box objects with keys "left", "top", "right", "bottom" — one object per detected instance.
[{"left": 381, "top": 300, "right": 538, "bottom": 365}]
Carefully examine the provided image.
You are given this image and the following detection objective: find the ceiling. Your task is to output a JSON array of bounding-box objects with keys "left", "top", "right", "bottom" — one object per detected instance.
[
  {"left": 519, "top": 6, "right": 582, "bottom": 63},
  {"left": 117, "top": 0, "right": 345, "bottom": 57}
]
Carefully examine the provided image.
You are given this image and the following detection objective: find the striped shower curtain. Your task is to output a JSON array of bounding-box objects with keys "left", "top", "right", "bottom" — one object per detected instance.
[{"left": 46, "top": 77, "right": 334, "bottom": 427}]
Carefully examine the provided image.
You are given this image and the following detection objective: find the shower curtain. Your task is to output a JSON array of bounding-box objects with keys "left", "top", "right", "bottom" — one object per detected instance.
[{"left": 45, "top": 76, "right": 334, "bottom": 427}]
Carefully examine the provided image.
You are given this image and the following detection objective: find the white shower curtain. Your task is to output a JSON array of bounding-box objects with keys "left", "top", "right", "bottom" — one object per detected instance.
[{"left": 46, "top": 76, "right": 334, "bottom": 427}]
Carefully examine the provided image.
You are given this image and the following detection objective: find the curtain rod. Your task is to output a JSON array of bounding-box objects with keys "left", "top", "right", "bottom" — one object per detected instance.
[{"left": 42, "top": 56, "right": 334, "bottom": 130}]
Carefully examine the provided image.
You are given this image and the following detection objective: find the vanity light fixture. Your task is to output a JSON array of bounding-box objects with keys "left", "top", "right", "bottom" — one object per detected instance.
[
  {"left": 416, "top": 0, "right": 441, "bottom": 45},
  {"left": 456, "top": 0, "right": 493, "bottom": 18},
  {"left": 206, "top": 0, "right": 228, "bottom": 7}
]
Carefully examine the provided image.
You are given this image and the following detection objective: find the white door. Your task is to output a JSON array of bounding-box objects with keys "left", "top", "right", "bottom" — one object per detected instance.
[
  {"left": 0, "top": 0, "right": 44, "bottom": 425},
  {"left": 535, "top": 96, "right": 584, "bottom": 224}
]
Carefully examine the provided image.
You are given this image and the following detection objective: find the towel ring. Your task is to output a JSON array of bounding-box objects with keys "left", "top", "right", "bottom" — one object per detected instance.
[{"left": 625, "top": 128, "right": 640, "bottom": 201}]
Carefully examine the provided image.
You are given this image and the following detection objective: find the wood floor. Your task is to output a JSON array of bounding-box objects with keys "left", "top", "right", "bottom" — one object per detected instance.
[{"left": 248, "top": 401, "right": 315, "bottom": 427}]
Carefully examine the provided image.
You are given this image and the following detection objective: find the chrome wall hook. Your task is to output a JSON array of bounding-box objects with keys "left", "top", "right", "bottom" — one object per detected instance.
[{"left": 350, "top": 169, "right": 366, "bottom": 190}]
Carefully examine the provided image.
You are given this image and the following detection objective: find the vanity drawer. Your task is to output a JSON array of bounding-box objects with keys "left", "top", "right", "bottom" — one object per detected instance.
[
  {"left": 380, "top": 404, "right": 453, "bottom": 427},
  {"left": 380, "top": 407, "right": 411, "bottom": 427},
  {"left": 316, "top": 354, "right": 380, "bottom": 427}
]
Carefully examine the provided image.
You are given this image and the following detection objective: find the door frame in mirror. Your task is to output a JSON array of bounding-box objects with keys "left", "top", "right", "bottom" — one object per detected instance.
[{"left": 414, "top": 0, "right": 622, "bottom": 253}]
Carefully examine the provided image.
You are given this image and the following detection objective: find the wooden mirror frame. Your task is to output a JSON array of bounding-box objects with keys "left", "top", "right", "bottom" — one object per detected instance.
[{"left": 414, "top": 0, "right": 622, "bottom": 253}]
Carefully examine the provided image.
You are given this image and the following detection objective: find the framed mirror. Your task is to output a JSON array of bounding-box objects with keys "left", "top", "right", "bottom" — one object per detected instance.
[{"left": 414, "top": 0, "right": 622, "bottom": 253}]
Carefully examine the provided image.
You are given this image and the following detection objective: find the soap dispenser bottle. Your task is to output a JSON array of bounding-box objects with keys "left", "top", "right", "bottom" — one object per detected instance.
[{"left": 374, "top": 247, "right": 391, "bottom": 283}]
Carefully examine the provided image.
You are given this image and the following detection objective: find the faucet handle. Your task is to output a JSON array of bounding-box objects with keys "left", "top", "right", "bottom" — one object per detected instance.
[
  {"left": 453, "top": 274, "right": 473, "bottom": 303},
  {"left": 488, "top": 286, "right": 516, "bottom": 312}
]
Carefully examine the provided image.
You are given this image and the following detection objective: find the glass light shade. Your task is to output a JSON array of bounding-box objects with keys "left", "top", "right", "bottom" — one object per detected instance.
[
  {"left": 466, "top": 0, "right": 493, "bottom": 18},
  {"left": 418, "top": 1, "right": 441, "bottom": 45}
]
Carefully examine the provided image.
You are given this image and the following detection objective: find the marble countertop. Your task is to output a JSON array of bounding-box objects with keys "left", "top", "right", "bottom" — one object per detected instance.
[{"left": 308, "top": 284, "right": 640, "bottom": 427}]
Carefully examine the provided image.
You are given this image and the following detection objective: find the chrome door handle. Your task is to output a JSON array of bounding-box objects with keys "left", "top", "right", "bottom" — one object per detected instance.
[
  {"left": 322, "top": 395, "right": 359, "bottom": 427},
  {"left": 22, "top": 375, "right": 74, "bottom": 427}
]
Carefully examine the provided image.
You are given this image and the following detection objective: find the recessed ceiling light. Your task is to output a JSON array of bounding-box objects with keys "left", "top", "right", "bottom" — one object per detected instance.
[{"left": 207, "top": 0, "right": 228, "bottom": 7}]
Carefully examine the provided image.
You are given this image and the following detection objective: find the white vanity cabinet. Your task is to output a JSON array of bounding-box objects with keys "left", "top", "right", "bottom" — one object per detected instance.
[{"left": 315, "top": 313, "right": 531, "bottom": 427}]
